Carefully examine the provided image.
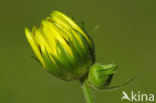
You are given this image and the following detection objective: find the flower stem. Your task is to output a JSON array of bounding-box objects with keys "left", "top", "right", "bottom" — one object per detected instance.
[{"left": 81, "top": 76, "right": 94, "bottom": 103}]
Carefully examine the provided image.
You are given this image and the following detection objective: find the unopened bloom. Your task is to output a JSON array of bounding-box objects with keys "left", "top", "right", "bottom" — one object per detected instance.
[
  {"left": 88, "top": 63, "right": 118, "bottom": 88},
  {"left": 25, "top": 11, "right": 136, "bottom": 103},
  {"left": 25, "top": 11, "right": 95, "bottom": 81}
]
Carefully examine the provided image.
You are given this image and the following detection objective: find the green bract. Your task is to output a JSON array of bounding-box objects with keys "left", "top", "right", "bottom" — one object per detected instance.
[{"left": 88, "top": 63, "right": 118, "bottom": 88}]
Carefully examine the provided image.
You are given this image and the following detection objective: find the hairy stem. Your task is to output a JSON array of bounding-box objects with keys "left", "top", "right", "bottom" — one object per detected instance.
[{"left": 81, "top": 78, "right": 94, "bottom": 103}]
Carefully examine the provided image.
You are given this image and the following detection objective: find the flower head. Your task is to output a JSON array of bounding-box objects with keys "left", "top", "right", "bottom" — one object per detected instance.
[{"left": 25, "top": 11, "right": 95, "bottom": 81}]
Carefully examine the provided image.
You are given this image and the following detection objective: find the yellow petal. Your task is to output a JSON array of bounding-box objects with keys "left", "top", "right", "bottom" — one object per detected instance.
[
  {"left": 33, "top": 28, "right": 53, "bottom": 55},
  {"left": 41, "top": 20, "right": 73, "bottom": 58},
  {"left": 25, "top": 27, "right": 45, "bottom": 66},
  {"left": 51, "top": 11, "right": 91, "bottom": 44}
]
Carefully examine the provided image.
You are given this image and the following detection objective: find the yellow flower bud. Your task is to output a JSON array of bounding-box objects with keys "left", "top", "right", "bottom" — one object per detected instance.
[{"left": 25, "top": 11, "right": 95, "bottom": 81}]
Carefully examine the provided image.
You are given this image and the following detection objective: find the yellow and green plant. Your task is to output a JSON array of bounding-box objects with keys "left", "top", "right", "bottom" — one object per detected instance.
[{"left": 25, "top": 11, "right": 136, "bottom": 103}]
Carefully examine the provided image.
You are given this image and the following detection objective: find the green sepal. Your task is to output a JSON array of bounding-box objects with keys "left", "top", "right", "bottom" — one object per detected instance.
[
  {"left": 88, "top": 63, "right": 138, "bottom": 91},
  {"left": 91, "top": 24, "right": 100, "bottom": 37},
  {"left": 30, "top": 56, "right": 40, "bottom": 64},
  {"left": 88, "top": 75, "right": 138, "bottom": 91},
  {"left": 88, "top": 63, "right": 118, "bottom": 88}
]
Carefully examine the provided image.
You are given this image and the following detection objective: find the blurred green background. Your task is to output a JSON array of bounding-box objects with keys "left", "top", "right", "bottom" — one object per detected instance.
[{"left": 0, "top": 0, "right": 156, "bottom": 103}]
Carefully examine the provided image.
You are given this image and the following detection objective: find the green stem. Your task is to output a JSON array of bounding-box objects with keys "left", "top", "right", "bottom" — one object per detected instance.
[{"left": 81, "top": 79, "right": 94, "bottom": 103}]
